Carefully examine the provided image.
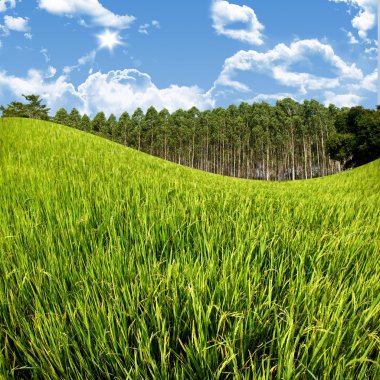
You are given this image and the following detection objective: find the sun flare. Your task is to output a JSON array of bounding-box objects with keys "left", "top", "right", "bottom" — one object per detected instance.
[{"left": 97, "top": 29, "right": 122, "bottom": 51}]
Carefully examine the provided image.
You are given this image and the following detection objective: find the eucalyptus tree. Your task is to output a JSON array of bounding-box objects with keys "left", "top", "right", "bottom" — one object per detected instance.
[
  {"left": 80, "top": 114, "right": 91, "bottom": 132},
  {"left": 238, "top": 102, "right": 253, "bottom": 178},
  {"left": 198, "top": 110, "right": 212, "bottom": 172},
  {"left": 158, "top": 109, "right": 170, "bottom": 160},
  {"left": 276, "top": 98, "right": 301, "bottom": 180},
  {"left": 144, "top": 106, "right": 159, "bottom": 155},
  {"left": 54, "top": 108, "right": 69, "bottom": 125},
  {"left": 68, "top": 108, "right": 81, "bottom": 129},
  {"left": 105, "top": 114, "right": 117, "bottom": 139},
  {"left": 169, "top": 109, "right": 187, "bottom": 165},
  {"left": 186, "top": 106, "right": 201, "bottom": 168},
  {"left": 301, "top": 100, "right": 315, "bottom": 179},
  {"left": 91, "top": 111, "right": 107, "bottom": 133},
  {"left": 225, "top": 104, "right": 241, "bottom": 177},
  {"left": 131, "top": 108, "right": 144, "bottom": 151},
  {"left": 117, "top": 111, "right": 132, "bottom": 146}
]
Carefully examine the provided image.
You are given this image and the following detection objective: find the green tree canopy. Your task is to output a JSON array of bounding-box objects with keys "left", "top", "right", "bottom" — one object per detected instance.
[
  {"left": 92, "top": 112, "right": 106, "bottom": 133},
  {"left": 54, "top": 108, "right": 69, "bottom": 125},
  {"left": 0, "top": 94, "right": 50, "bottom": 120},
  {"left": 327, "top": 106, "right": 380, "bottom": 168},
  {"left": 80, "top": 114, "right": 91, "bottom": 132},
  {"left": 68, "top": 108, "right": 82, "bottom": 128},
  {"left": 106, "top": 114, "right": 117, "bottom": 137}
]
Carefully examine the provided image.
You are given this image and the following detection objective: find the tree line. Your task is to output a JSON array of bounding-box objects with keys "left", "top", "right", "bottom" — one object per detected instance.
[{"left": 1, "top": 95, "right": 379, "bottom": 180}]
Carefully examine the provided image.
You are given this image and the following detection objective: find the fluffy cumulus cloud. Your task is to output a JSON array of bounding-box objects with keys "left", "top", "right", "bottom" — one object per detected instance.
[
  {"left": 0, "top": 69, "right": 85, "bottom": 111},
  {"left": 329, "top": 0, "right": 377, "bottom": 39},
  {"left": 4, "top": 15, "right": 29, "bottom": 32},
  {"left": 211, "top": 0, "right": 264, "bottom": 45},
  {"left": 37, "top": 0, "right": 135, "bottom": 29},
  {"left": 351, "top": 69, "right": 378, "bottom": 92},
  {"left": 0, "top": 0, "right": 16, "bottom": 13},
  {"left": 0, "top": 68, "right": 214, "bottom": 116},
  {"left": 77, "top": 69, "right": 214, "bottom": 115},
  {"left": 212, "top": 38, "right": 379, "bottom": 106},
  {"left": 215, "top": 39, "right": 363, "bottom": 95},
  {"left": 323, "top": 91, "right": 363, "bottom": 107}
]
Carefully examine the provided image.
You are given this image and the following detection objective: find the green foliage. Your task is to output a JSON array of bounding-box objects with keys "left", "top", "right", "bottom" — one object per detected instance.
[
  {"left": 54, "top": 108, "right": 69, "bottom": 125},
  {"left": 106, "top": 113, "right": 117, "bottom": 138},
  {"left": 326, "top": 132, "right": 355, "bottom": 164},
  {"left": 0, "top": 94, "right": 50, "bottom": 120},
  {"left": 114, "top": 111, "right": 131, "bottom": 144},
  {"left": 0, "top": 118, "right": 379, "bottom": 379},
  {"left": 68, "top": 108, "right": 81, "bottom": 129},
  {"left": 327, "top": 106, "right": 380, "bottom": 168},
  {"left": 80, "top": 114, "right": 91, "bottom": 132},
  {"left": 91, "top": 111, "right": 106, "bottom": 133}
]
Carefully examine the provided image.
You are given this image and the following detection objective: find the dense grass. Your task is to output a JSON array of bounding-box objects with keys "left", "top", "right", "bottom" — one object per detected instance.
[{"left": 0, "top": 118, "right": 379, "bottom": 379}]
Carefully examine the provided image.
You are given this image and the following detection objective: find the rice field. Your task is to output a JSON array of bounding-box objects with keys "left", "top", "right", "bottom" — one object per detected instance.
[{"left": 0, "top": 118, "right": 379, "bottom": 379}]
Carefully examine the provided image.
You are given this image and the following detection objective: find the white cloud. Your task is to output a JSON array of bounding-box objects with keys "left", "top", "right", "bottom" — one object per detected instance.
[
  {"left": 24, "top": 32, "right": 32, "bottom": 40},
  {"left": 40, "top": 48, "right": 50, "bottom": 63},
  {"left": 139, "top": 21, "right": 160, "bottom": 35},
  {"left": 4, "top": 15, "right": 29, "bottom": 32},
  {"left": 63, "top": 49, "right": 97, "bottom": 75},
  {"left": 322, "top": 70, "right": 377, "bottom": 107},
  {"left": 0, "top": 23, "right": 9, "bottom": 36},
  {"left": 0, "top": 69, "right": 85, "bottom": 112},
  {"left": 211, "top": 0, "right": 264, "bottom": 45},
  {"left": 38, "top": 0, "right": 135, "bottom": 29},
  {"left": 351, "top": 69, "right": 377, "bottom": 92},
  {"left": 138, "top": 23, "right": 150, "bottom": 35},
  {"left": 0, "top": 0, "right": 16, "bottom": 13},
  {"left": 323, "top": 91, "right": 363, "bottom": 107},
  {"left": 152, "top": 20, "right": 160, "bottom": 28},
  {"left": 329, "top": 0, "right": 377, "bottom": 39},
  {"left": 347, "top": 31, "right": 359, "bottom": 44},
  {"left": 250, "top": 92, "right": 298, "bottom": 103},
  {"left": 0, "top": 68, "right": 214, "bottom": 116},
  {"left": 45, "top": 66, "right": 57, "bottom": 79},
  {"left": 77, "top": 50, "right": 97, "bottom": 66},
  {"left": 364, "top": 46, "right": 377, "bottom": 59},
  {"left": 215, "top": 39, "right": 363, "bottom": 94},
  {"left": 77, "top": 69, "right": 215, "bottom": 115}
]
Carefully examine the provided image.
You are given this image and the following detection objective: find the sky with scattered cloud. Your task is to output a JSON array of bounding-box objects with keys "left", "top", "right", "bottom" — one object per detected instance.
[{"left": 0, "top": 0, "right": 377, "bottom": 116}]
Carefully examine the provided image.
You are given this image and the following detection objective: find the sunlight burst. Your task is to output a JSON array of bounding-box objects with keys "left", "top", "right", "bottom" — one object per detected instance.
[{"left": 97, "top": 29, "right": 122, "bottom": 51}]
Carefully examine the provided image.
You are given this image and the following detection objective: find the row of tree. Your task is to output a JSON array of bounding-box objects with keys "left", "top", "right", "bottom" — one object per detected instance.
[
  {"left": 53, "top": 99, "right": 342, "bottom": 180},
  {"left": 1, "top": 95, "right": 379, "bottom": 180}
]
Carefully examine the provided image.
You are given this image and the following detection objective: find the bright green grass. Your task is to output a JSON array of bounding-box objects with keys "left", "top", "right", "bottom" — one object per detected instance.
[{"left": 0, "top": 118, "right": 379, "bottom": 379}]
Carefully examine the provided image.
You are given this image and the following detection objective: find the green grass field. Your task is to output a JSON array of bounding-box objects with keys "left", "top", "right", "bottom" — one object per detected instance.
[{"left": 0, "top": 118, "right": 379, "bottom": 379}]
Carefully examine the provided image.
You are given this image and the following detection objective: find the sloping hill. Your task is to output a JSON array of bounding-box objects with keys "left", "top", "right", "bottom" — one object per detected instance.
[{"left": 0, "top": 118, "right": 379, "bottom": 379}]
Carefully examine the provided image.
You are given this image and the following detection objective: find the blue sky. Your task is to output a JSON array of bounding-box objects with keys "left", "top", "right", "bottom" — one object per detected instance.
[{"left": 0, "top": 0, "right": 377, "bottom": 116}]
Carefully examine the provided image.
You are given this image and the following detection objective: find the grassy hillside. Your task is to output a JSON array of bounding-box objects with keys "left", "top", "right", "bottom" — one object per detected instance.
[{"left": 0, "top": 118, "right": 379, "bottom": 379}]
